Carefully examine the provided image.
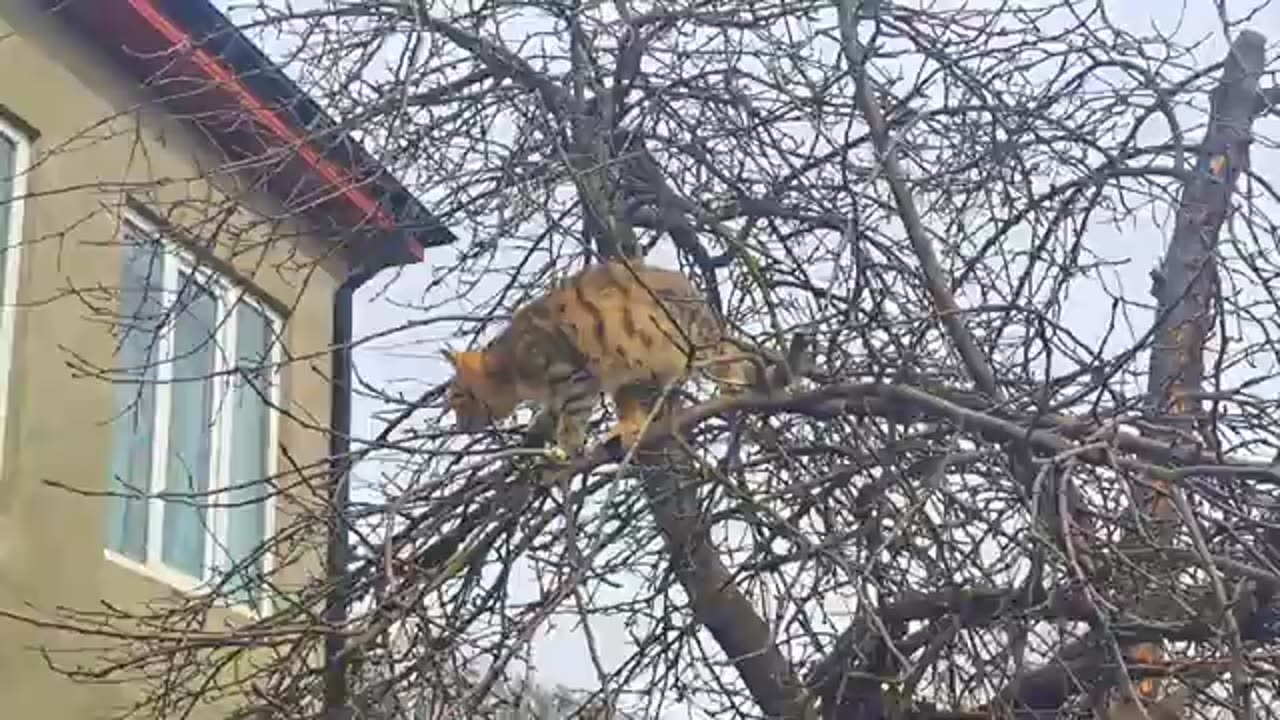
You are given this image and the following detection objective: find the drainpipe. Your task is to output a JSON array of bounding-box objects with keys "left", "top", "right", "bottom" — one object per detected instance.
[{"left": 323, "top": 262, "right": 380, "bottom": 720}]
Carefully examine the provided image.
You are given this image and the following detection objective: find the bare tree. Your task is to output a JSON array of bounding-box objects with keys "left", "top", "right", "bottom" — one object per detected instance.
[{"left": 17, "top": 0, "right": 1280, "bottom": 719}]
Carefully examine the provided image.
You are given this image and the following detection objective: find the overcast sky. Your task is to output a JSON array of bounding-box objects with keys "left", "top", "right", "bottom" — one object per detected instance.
[{"left": 211, "top": 1, "right": 1280, "bottom": 715}]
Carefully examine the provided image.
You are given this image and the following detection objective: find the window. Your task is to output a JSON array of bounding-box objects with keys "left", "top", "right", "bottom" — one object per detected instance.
[
  {"left": 0, "top": 117, "right": 31, "bottom": 478},
  {"left": 104, "top": 212, "right": 280, "bottom": 613}
]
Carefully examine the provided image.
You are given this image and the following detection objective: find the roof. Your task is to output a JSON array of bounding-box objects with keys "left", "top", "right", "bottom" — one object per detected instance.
[{"left": 44, "top": 0, "right": 457, "bottom": 268}]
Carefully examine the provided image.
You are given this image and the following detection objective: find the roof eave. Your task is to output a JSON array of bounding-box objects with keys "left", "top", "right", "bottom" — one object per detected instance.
[{"left": 45, "top": 0, "right": 456, "bottom": 268}]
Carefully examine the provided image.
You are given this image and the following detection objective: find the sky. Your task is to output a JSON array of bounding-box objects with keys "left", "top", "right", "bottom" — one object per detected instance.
[{"left": 210, "top": 0, "right": 1280, "bottom": 715}]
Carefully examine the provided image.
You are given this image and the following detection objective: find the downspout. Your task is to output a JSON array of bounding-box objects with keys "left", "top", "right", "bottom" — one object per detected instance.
[{"left": 324, "top": 262, "right": 380, "bottom": 720}]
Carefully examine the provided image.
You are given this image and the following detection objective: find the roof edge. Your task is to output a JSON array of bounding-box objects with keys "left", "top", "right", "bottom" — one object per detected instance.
[{"left": 46, "top": 0, "right": 457, "bottom": 268}]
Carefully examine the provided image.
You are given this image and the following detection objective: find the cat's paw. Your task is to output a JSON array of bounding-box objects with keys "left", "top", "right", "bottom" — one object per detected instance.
[{"left": 543, "top": 445, "right": 571, "bottom": 464}]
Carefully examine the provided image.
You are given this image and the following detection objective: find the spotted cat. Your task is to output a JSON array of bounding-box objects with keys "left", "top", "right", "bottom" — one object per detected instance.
[{"left": 443, "top": 259, "right": 759, "bottom": 458}]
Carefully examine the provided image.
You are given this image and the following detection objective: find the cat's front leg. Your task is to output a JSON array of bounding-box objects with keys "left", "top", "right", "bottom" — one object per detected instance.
[
  {"left": 550, "top": 408, "right": 590, "bottom": 462},
  {"left": 523, "top": 407, "right": 568, "bottom": 462},
  {"left": 546, "top": 370, "right": 600, "bottom": 461}
]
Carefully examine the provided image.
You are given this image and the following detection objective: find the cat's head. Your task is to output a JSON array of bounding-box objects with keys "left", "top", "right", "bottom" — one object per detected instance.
[{"left": 442, "top": 348, "right": 519, "bottom": 431}]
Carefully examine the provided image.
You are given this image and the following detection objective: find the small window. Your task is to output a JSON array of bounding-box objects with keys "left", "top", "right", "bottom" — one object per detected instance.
[
  {"left": 103, "top": 213, "right": 281, "bottom": 615},
  {"left": 0, "top": 117, "right": 31, "bottom": 478}
]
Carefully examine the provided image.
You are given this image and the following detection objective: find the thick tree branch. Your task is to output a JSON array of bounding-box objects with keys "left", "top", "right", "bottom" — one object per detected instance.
[
  {"left": 994, "top": 28, "right": 1271, "bottom": 717},
  {"left": 1129, "top": 27, "right": 1267, "bottom": 713}
]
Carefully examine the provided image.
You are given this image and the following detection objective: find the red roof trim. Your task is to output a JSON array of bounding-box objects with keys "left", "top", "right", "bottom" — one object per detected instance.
[
  {"left": 72, "top": 0, "right": 427, "bottom": 263},
  {"left": 128, "top": 1, "right": 388, "bottom": 220}
]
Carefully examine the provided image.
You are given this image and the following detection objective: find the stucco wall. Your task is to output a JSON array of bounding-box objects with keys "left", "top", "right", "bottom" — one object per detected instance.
[{"left": 0, "top": 3, "right": 344, "bottom": 717}]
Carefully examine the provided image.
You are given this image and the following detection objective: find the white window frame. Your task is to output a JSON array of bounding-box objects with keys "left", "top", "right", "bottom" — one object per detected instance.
[
  {"left": 0, "top": 116, "right": 31, "bottom": 482},
  {"left": 103, "top": 210, "right": 281, "bottom": 617}
]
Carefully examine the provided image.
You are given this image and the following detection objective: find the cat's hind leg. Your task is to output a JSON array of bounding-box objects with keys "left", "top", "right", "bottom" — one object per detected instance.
[{"left": 608, "top": 381, "right": 670, "bottom": 454}]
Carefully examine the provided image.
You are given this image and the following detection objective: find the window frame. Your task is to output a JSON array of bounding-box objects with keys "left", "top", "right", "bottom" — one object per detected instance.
[
  {"left": 103, "top": 210, "right": 282, "bottom": 617},
  {"left": 0, "top": 116, "right": 31, "bottom": 482}
]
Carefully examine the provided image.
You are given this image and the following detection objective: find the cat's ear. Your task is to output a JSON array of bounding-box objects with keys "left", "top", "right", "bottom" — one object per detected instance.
[{"left": 441, "top": 347, "right": 459, "bottom": 368}]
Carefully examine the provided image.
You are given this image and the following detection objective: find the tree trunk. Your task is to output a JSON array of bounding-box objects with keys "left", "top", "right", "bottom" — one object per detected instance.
[{"left": 1129, "top": 27, "right": 1266, "bottom": 706}]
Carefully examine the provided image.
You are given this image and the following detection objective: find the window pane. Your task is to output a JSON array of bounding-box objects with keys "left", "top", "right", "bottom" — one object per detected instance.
[
  {"left": 0, "top": 133, "right": 15, "bottom": 304},
  {"left": 161, "top": 271, "right": 218, "bottom": 579},
  {"left": 105, "top": 234, "right": 164, "bottom": 561},
  {"left": 226, "top": 302, "right": 271, "bottom": 606}
]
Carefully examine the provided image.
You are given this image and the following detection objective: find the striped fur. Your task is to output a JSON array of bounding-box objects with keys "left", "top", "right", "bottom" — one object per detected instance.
[{"left": 444, "top": 259, "right": 758, "bottom": 456}]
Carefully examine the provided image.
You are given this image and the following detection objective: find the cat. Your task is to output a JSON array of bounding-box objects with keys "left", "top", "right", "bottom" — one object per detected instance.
[{"left": 443, "top": 259, "right": 761, "bottom": 459}]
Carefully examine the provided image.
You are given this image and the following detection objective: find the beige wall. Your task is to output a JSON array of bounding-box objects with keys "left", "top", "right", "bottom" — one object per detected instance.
[{"left": 0, "top": 3, "right": 347, "bottom": 717}]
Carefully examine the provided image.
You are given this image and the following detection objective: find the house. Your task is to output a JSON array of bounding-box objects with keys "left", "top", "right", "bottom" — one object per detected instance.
[{"left": 0, "top": 0, "right": 453, "bottom": 716}]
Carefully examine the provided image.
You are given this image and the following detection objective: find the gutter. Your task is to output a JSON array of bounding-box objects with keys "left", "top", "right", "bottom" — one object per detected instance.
[{"left": 323, "top": 263, "right": 382, "bottom": 719}]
